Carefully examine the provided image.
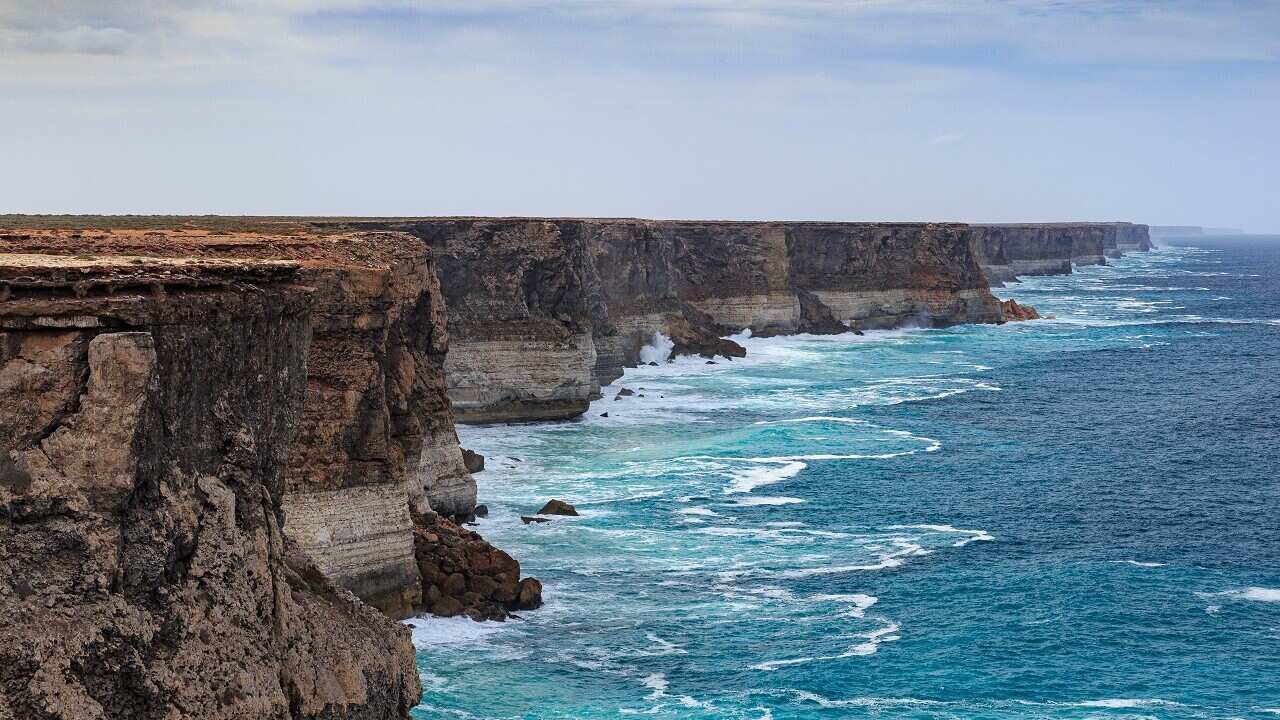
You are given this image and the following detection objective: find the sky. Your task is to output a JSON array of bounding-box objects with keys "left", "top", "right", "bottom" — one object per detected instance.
[{"left": 1, "top": 1, "right": 1277, "bottom": 230}]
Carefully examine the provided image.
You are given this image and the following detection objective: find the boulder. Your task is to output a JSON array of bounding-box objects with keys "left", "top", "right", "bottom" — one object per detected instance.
[
  {"left": 521, "top": 515, "right": 550, "bottom": 524},
  {"left": 462, "top": 448, "right": 485, "bottom": 473},
  {"left": 413, "top": 516, "right": 544, "bottom": 621},
  {"left": 473, "top": 503, "right": 489, "bottom": 518},
  {"left": 537, "top": 499, "right": 579, "bottom": 516},
  {"left": 431, "top": 596, "right": 464, "bottom": 617},
  {"left": 517, "top": 578, "right": 544, "bottom": 610}
]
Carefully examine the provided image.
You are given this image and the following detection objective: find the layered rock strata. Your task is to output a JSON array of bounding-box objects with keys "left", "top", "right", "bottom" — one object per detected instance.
[
  {"left": 326, "top": 219, "right": 1004, "bottom": 422},
  {"left": 972, "top": 222, "right": 1151, "bottom": 285},
  {"left": 0, "top": 249, "right": 421, "bottom": 719}
]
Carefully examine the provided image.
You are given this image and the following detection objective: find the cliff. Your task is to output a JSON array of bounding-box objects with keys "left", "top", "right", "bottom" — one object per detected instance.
[
  {"left": 325, "top": 219, "right": 1004, "bottom": 422},
  {"left": 0, "top": 224, "right": 547, "bottom": 719},
  {"left": 0, "top": 244, "right": 422, "bottom": 719},
  {"left": 972, "top": 222, "right": 1151, "bottom": 286}
]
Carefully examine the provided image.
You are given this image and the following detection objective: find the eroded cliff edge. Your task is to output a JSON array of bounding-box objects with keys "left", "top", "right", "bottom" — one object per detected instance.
[
  {"left": 0, "top": 246, "right": 422, "bottom": 719},
  {"left": 326, "top": 219, "right": 1005, "bottom": 423},
  {"left": 971, "top": 222, "right": 1152, "bottom": 286},
  {"left": 0, "top": 226, "right": 540, "bottom": 719}
]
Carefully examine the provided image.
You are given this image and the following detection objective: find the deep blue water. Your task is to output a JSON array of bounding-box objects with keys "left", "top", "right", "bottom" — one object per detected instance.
[{"left": 409, "top": 238, "right": 1280, "bottom": 719}]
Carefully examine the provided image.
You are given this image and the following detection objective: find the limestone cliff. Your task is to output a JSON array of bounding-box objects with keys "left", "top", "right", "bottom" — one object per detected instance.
[
  {"left": 329, "top": 218, "right": 1004, "bottom": 422},
  {"left": 972, "top": 222, "right": 1151, "bottom": 285},
  {"left": 0, "top": 249, "right": 421, "bottom": 719}
]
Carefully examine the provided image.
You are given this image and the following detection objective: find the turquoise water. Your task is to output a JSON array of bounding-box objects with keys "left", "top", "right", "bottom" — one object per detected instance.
[{"left": 408, "top": 239, "right": 1280, "bottom": 719}]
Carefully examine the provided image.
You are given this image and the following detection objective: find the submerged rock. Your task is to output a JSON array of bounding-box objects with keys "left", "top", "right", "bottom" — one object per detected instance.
[
  {"left": 521, "top": 516, "right": 551, "bottom": 524},
  {"left": 537, "top": 499, "right": 580, "bottom": 516}
]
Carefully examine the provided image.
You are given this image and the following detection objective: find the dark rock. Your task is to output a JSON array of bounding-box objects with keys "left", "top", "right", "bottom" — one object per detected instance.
[
  {"left": 537, "top": 499, "right": 579, "bottom": 516},
  {"left": 517, "top": 578, "right": 544, "bottom": 610},
  {"left": 600, "top": 412, "right": 609, "bottom": 417},
  {"left": 616, "top": 387, "right": 635, "bottom": 398},
  {"left": 444, "top": 573, "right": 467, "bottom": 596},
  {"left": 431, "top": 596, "right": 464, "bottom": 617},
  {"left": 473, "top": 504, "right": 489, "bottom": 518},
  {"left": 462, "top": 448, "right": 485, "bottom": 473},
  {"left": 706, "top": 360, "right": 717, "bottom": 365},
  {"left": 521, "top": 515, "right": 550, "bottom": 524},
  {"left": 413, "top": 516, "right": 544, "bottom": 622},
  {"left": 648, "top": 361, "right": 659, "bottom": 366},
  {"left": 796, "top": 287, "right": 851, "bottom": 335}
]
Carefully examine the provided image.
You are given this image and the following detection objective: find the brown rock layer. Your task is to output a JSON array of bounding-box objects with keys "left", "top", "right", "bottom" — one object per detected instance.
[
  {"left": 321, "top": 218, "right": 1004, "bottom": 422},
  {"left": 0, "top": 251, "right": 421, "bottom": 720},
  {"left": 971, "top": 222, "right": 1152, "bottom": 285}
]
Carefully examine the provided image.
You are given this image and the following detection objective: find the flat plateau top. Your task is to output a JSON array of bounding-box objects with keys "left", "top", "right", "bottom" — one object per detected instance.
[
  {"left": 0, "top": 215, "right": 981, "bottom": 232},
  {"left": 0, "top": 228, "right": 427, "bottom": 280}
]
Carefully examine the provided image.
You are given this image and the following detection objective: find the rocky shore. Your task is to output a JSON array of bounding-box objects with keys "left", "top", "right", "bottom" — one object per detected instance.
[{"left": 0, "top": 215, "right": 1152, "bottom": 719}]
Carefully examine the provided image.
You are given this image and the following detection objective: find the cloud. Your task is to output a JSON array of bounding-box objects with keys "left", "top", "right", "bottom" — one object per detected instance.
[{"left": 0, "top": 1, "right": 1276, "bottom": 230}]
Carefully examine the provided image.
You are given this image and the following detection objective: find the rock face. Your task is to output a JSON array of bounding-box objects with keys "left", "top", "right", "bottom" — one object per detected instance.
[
  {"left": 971, "top": 223, "right": 1150, "bottom": 285},
  {"left": 328, "top": 219, "right": 1004, "bottom": 422},
  {"left": 0, "top": 227, "right": 481, "bottom": 621},
  {"left": 0, "top": 248, "right": 421, "bottom": 719}
]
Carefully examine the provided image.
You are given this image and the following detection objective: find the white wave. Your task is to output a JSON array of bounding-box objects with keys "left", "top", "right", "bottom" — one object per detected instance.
[
  {"left": 746, "top": 451, "right": 919, "bottom": 461},
  {"left": 785, "top": 691, "right": 946, "bottom": 709},
  {"left": 638, "top": 331, "right": 674, "bottom": 364},
  {"left": 725, "top": 460, "right": 806, "bottom": 494},
  {"left": 641, "top": 672, "right": 668, "bottom": 700},
  {"left": 885, "top": 523, "right": 994, "bottom": 546},
  {"left": 403, "top": 615, "right": 512, "bottom": 648},
  {"left": 1224, "top": 587, "right": 1280, "bottom": 602},
  {"left": 752, "top": 620, "right": 901, "bottom": 670},
  {"left": 640, "top": 630, "right": 691, "bottom": 653},
  {"left": 1197, "top": 587, "right": 1280, "bottom": 608},
  {"left": 1076, "top": 698, "right": 1182, "bottom": 708},
  {"left": 1113, "top": 560, "right": 1167, "bottom": 568}
]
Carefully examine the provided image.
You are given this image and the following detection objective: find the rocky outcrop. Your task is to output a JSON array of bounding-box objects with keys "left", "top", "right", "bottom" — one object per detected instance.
[
  {"left": 0, "top": 249, "right": 421, "bottom": 719},
  {"left": 327, "top": 219, "right": 1004, "bottom": 422},
  {"left": 413, "top": 518, "right": 542, "bottom": 622},
  {"left": 999, "top": 298, "right": 1043, "bottom": 321}
]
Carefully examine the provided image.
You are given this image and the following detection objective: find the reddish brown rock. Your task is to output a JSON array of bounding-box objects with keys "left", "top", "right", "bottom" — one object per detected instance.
[
  {"left": 999, "top": 298, "right": 1043, "bottom": 322},
  {"left": 537, "top": 499, "right": 580, "bottom": 516},
  {"left": 412, "top": 516, "right": 542, "bottom": 621}
]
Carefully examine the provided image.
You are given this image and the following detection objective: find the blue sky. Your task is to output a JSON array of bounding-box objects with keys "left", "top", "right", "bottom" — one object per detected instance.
[{"left": 2, "top": 1, "right": 1277, "bottom": 230}]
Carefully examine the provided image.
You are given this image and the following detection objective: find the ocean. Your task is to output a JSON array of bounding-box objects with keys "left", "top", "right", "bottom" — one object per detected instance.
[{"left": 407, "top": 237, "right": 1280, "bottom": 719}]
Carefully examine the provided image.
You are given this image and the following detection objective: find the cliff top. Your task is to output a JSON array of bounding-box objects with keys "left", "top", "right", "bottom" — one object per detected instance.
[
  {"left": 0, "top": 227, "right": 428, "bottom": 272},
  {"left": 1, "top": 215, "right": 1143, "bottom": 232}
]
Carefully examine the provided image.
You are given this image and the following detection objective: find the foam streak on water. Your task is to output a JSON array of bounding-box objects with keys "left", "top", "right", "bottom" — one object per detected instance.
[{"left": 412, "top": 240, "right": 1280, "bottom": 719}]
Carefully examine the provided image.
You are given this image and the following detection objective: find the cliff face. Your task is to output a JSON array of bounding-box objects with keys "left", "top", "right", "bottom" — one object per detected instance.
[
  {"left": 0, "top": 248, "right": 421, "bottom": 719},
  {"left": 0, "top": 229, "right": 481, "bottom": 621},
  {"left": 972, "top": 223, "right": 1151, "bottom": 285},
  {"left": 329, "top": 219, "right": 1003, "bottom": 422}
]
